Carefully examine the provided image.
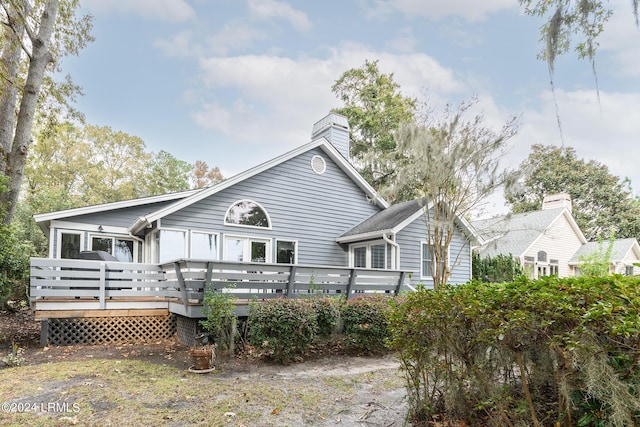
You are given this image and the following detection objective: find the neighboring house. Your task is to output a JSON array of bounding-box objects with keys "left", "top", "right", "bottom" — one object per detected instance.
[
  {"left": 471, "top": 194, "right": 587, "bottom": 278},
  {"left": 34, "top": 113, "right": 473, "bottom": 288},
  {"left": 569, "top": 238, "right": 640, "bottom": 276},
  {"left": 471, "top": 193, "right": 640, "bottom": 278}
]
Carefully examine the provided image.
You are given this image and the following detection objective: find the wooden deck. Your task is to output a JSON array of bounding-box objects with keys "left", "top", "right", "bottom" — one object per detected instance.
[{"left": 30, "top": 258, "right": 409, "bottom": 319}]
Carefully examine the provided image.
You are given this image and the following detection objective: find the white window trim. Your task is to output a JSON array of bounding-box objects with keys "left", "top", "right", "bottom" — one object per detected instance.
[
  {"left": 420, "top": 241, "right": 450, "bottom": 281},
  {"left": 222, "top": 234, "right": 272, "bottom": 263},
  {"left": 88, "top": 233, "right": 139, "bottom": 262},
  {"left": 189, "top": 230, "right": 220, "bottom": 260},
  {"left": 349, "top": 240, "right": 387, "bottom": 269},
  {"left": 223, "top": 199, "right": 272, "bottom": 230},
  {"left": 275, "top": 239, "right": 298, "bottom": 264},
  {"left": 151, "top": 228, "right": 189, "bottom": 264},
  {"left": 55, "top": 230, "right": 84, "bottom": 259}
]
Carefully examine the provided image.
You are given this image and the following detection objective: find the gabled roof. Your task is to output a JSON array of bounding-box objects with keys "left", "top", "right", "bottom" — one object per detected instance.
[
  {"left": 33, "top": 189, "right": 200, "bottom": 234},
  {"left": 128, "top": 138, "right": 388, "bottom": 234},
  {"left": 471, "top": 207, "right": 587, "bottom": 258},
  {"left": 336, "top": 198, "right": 479, "bottom": 244},
  {"left": 569, "top": 238, "right": 640, "bottom": 265}
]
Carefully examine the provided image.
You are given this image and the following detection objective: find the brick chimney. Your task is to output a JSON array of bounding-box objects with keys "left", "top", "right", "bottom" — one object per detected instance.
[
  {"left": 542, "top": 193, "right": 572, "bottom": 213},
  {"left": 311, "top": 113, "right": 350, "bottom": 160}
]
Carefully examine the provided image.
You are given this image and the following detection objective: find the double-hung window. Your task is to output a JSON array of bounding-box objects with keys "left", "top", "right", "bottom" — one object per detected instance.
[
  {"left": 351, "top": 241, "right": 386, "bottom": 269},
  {"left": 421, "top": 242, "right": 447, "bottom": 279}
]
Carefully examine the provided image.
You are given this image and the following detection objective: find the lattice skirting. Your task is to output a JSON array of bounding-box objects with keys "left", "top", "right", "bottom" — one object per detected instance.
[
  {"left": 42, "top": 315, "right": 176, "bottom": 346},
  {"left": 175, "top": 315, "right": 204, "bottom": 348}
]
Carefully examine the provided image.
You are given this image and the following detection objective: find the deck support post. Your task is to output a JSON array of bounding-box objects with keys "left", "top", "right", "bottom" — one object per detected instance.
[
  {"left": 174, "top": 261, "right": 189, "bottom": 306},
  {"left": 395, "top": 271, "right": 407, "bottom": 296},
  {"left": 286, "top": 266, "right": 297, "bottom": 297},
  {"left": 40, "top": 320, "right": 48, "bottom": 347},
  {"left": 345, "top": 269, "right": 357, "bottom": 300}
]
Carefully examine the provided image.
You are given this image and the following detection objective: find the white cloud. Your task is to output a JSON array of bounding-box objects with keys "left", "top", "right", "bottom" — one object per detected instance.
[
  {"left": 516, "top": 89, "right": 640, "bottom": 192},
  {"left": 598, "top": 0, "right": 640, "bottom": 78},
  {"left": 365, "top": 0, "right": 516, "bottom": 22},
  {"left": 84, "top": 0, "right": 195, "bottom": 22},
  {"left": 154, "top": 30, "right": 196, "bottom": 57},
  {"left": 205, "top": 24, "right": 268, "bottom": 56},
  {"left": 190, "top": 43, "right": 467, "bottom": 145},
  {"left": 247, "top": 0, "right": 313, "bottom": 32}
]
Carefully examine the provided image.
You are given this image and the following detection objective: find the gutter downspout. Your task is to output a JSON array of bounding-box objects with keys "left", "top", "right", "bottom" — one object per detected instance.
[{"left": 382, "top": 232, "right": 400, "bottom": 270}]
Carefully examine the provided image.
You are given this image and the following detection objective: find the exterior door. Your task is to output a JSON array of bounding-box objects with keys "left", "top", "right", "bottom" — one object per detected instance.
[{"left": 224, "top": 236, "right": 270, "bottom": 263}]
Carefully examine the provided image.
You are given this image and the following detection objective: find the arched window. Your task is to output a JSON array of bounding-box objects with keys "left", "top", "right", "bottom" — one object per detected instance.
[
  {"left": 537, "top": 250, "right": 547, "bottom": 262},
  {"left": 224, "top": 200, "right": 271, "bottom": 228}
]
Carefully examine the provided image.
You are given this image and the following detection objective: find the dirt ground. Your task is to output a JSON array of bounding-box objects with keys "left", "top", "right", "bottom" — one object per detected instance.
[{"left": 0, "top": 308, "right": 412, "bottom": 426}]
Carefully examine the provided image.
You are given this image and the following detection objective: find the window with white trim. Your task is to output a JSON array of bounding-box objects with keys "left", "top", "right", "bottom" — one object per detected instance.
[
  {"left": 421, "top": 242, "right": 447, "bottom": 279},
  {"left": 276, "top": 240, "right": 297, "bottom": 264},
  {"left": 91, "top": 235, "right": 136, "bottom": 262},
  {"left": 191, "top": 231, "right": 218, "bottom": 260},
  {"left": 350, "top": 241, "right": 387, "bottom": 269},
  {"left": 154, "top": 229, "right": 187, "bottom": 263},
  {"left": 223, "top": 236, "right": 271, "bottom": 263},
  {"left": 224, "top": 200, "right": 270, "bottom": 228},
  {"left": 58, "top": 231, "right": 83, "bottom": 259}
]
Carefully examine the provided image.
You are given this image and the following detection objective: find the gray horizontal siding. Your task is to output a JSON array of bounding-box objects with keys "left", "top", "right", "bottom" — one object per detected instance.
[
  {"left": 62, "top": 201, "right": 179, "bottom": 228},
  {"left": 396, "top": 209, "right": 471, "bottom": 287},
  {"left": 162, "top": 148, "right": 380, "bottom": 266}
]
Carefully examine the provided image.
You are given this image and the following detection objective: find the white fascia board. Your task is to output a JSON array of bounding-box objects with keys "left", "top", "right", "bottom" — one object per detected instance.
[
  {"left": 335, "top": 229, "right": 394, "bottom": 244},
  {"left": 33, "top": 189, "right": 198, "bottom": 224},
  {"left": 563, "top": 209, "right": 588, "bottom": 244},
  {"left": 318, "top": 141, "right": 389, "bottom": 209},
  {"left": 51, "top": 220, "right": 130, "bottom": 235},
  {"left": 130, "top": 138, "right": 390, "bottom": 234},
  {"left": 390, "top": 202, "right": 483, "bottom": 245}
]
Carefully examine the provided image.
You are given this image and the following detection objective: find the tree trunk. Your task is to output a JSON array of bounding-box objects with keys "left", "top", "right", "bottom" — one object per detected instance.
[
  {"left": 0, "top": 2, "right": 30, "bottom": 174},
  {"left": 1, "top": 0, "right": 59, "bottom": 224}
]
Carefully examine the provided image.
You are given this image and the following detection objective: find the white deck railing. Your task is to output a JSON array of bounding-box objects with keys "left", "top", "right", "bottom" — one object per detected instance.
[{"left": 30, "top": 258, "right": 409, "bottom": 316}]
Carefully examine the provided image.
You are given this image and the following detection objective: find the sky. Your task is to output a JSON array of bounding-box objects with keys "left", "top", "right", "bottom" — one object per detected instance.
[{"left": 63, "top": 0, "right": 640, "bottom": 217}]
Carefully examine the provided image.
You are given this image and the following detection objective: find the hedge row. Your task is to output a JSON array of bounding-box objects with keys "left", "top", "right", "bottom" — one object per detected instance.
[
  {"left": 388, "top": 276, "right": 640, "bottom": 426},
  {"left": 247, "top": 294, "right": 393, "bottom": 363}
]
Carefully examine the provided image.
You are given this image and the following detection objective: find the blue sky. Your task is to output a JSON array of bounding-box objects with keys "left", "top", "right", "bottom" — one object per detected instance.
[{"left": 66, "top": 0, "right": 640, "bottom": 216}]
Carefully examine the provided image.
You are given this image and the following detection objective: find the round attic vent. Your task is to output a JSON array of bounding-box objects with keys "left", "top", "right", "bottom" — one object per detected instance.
[{"left": 311, "top": 155, "right": 326, "bottom": 174}]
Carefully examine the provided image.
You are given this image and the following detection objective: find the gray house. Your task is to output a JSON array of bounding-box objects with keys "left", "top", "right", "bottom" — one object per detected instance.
[{"left": 34, "top": 113, "right": 473, "bottom": 288}]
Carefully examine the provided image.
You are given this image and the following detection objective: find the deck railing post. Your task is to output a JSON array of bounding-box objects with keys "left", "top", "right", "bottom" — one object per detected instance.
[
  {"left": 345, "top": 269, "right": 357, "bottom": 300},
  {"left": 99, "top": 262, "right": 106, "bottom": 309},
  {"left": 174, "top": 261, "right": 189, "bottom": 306},
  {"left": 286, "top": 266, "right": 297, "bottom": 298}
]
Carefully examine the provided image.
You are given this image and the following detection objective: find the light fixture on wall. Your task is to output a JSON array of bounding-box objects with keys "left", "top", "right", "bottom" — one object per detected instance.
[{"left": 98, "top": 225, "right": 104, "bottom": 232}]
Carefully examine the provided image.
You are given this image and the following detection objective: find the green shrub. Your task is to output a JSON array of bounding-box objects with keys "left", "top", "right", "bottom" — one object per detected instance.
[
  {"left": 388, "top": 277, "right": 640, "bottom": 426},
  {"left": 341, "top": 294, "right": 392, "bottom": 353},
  {"left": 248, "top": 298, "right": 318, "bottom": 364},
  {"left": 310, "top": 296, "right": 343, "bottom": 337},
  {"left": 200, "top": 285, "right": 237, "bottom": 350}
]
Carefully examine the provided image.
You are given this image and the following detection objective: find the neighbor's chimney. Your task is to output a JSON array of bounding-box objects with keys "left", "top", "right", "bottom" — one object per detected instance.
[
  {"left": 311, "top": 113, "right": 350, "bottom": 160},
  {"left": 542, "top": 192, "right": 572, "bottom": 213}
]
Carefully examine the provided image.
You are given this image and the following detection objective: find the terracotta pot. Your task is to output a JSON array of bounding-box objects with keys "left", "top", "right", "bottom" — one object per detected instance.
[{"left": 189, "top": 348, "right": 213, "bottom": 370}]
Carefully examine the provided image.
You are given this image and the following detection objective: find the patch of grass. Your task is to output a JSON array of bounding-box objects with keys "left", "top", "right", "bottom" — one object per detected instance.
[{"left": 0, "top": 356, "right": 404, "bottom": 426}]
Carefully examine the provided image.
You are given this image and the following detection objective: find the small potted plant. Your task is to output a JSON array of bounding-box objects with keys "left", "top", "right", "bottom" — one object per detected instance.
[
  {"left": 189, "top": 284, "right": 237, "bottom": 372},
  {"left": 189, "top": 333, "right": 215, "bottom": 372}
]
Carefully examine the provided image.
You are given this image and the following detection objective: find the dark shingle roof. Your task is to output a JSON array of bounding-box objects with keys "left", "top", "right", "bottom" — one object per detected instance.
[{"left": 340, "top": 199, "right": 424, "bottom": 238}]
